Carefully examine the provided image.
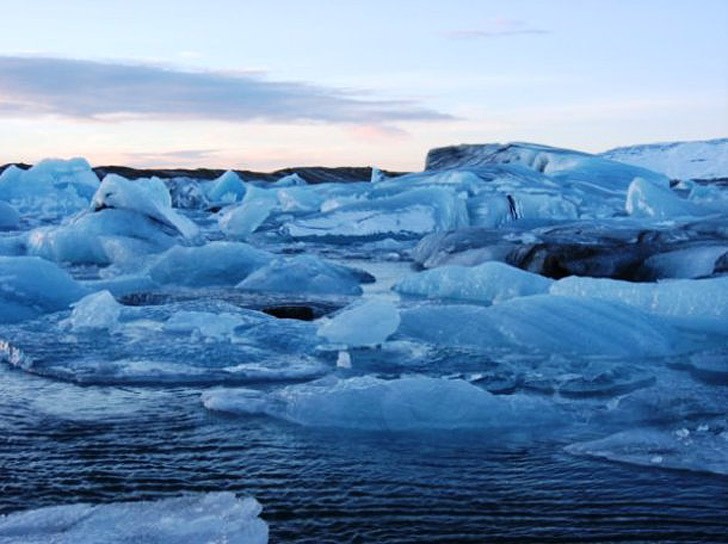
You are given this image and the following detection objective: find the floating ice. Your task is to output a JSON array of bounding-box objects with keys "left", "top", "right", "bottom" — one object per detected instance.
[
  {"left": 565, "top": 426, "right": 728, "bottom": 476},
  {"left": 399, "top": 295, "right": 678, "bottom": 357},
  {"left": 68, "top": 290, "right": 122, "bottom": 332},
  {"left": 0, "top": 201, "right": 19, "bottom": 230},
  {"left": 219, "top": 184, "right": 277, "bottom": 239},
  {"left": 394, "top": 261, "right": 552, "bottom": 304},
  {"left": 148, "top": 241, "right": 272, "bottom": 287},
  {"left": 283, "top": 187, "right": 469, "bottom": 241},
  {"left": 27, "top": 209, "right": 180, "bottom": 265},
  {"left": 206, "top": 170, "right": 246, "bottom": 204},
  {"left": 640, "top": 245, "right": 728, "bottom": 279},
  {"left": 0, "top": 492, "right": 268, "bottom": 544},
  {"left": 626, "top": 177, "right": 710, "bottom": 219},
  {"left": 317, "top": 300, "right": 400, "bottom": 347},
  {"left": 238, "top": 254, "right": 368, "bottom": 295},
  {"left": 92, "top": 174, "right": 199, "bottom": 240},
  {"left": 550, "top": 275, "right": 728, "bottom": 318},
  {"left": 0, "top": 256, "right": 88, "bottom": 323},
  {"left": 202, "top": 375, "right": 558, "bottom": 431},
  {"left": 0, "top": 159, "right": 98, "bottom": 220}
]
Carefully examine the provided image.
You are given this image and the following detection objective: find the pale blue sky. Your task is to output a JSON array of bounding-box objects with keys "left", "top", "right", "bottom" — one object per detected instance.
[{"left": 1, "top": 0, "right": 726, "bottom": 170}]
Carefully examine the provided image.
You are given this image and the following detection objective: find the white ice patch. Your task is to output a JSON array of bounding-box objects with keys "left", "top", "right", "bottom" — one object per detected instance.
[
  {"left": 626, "top": 177, "right": 710, "bottom": 219},
  {"left": 202, "top": 375, "right": 557, "bottom": 431},
  {"left": 317, "top": 300, "right": 400, "bottom": 347},
  {"left": 394, "top": 261, "right": 552, "bottom": 304},
  {"left": 0, "top": 492, "right": 268, "bottom": 544}
]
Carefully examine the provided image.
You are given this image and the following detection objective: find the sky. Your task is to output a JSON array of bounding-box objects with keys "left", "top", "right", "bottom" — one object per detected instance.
[{"left": 0, "top": 0, "right": 726, "bottom": 171}]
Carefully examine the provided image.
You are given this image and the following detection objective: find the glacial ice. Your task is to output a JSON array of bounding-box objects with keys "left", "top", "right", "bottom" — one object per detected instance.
[
  {"left": 148, "top": 241, "right": 272, "bottom": 287},
  {"left": 0, "top": 201, "right": 19, "bottom": 230},
  {"left": 0, "top": 256, "right": 88, "bottom": 323},
  {"left": 219, "top": 184, "right": 277, "bottom": 239},
  {"left": 565, "top": 426, "right": 728, "bottom": 476},
  {"left": 206, "top": 170, "right": 246, "bottom": 204},
  {"left": 92, "top": 174, "right": 199, "bottom": 240},
  {"left": 399, "top": 295, "right": 679, "bottom": 357},
  {"left": 550, "top": 275, "right": 728, "bottom": 318},
  {"left": 394, "top": 261, "right": 552, "bottom": 304},
  {"left": 283, "top": 186, "right": 470, "bottom": 241},
  {"left": 237, "top": 254, "right": 369, "bottom": 295},
  {"left": 202, "top": 375, "right": 558, "bottom": 431},
  {"left": 0, "top": 159, "right": 98, "bottom": 220},
  {"left": 68, "top": 290, "right": 123, "bottom": 332},
  {"left": 317, "top": 300, "right": 400, "bottom": 347},
  {"left": 0, "top": 492, "right": 268, "bottom": 544},
  {"left": 626, "top": 177, "right": 711, "bottom": 219}
]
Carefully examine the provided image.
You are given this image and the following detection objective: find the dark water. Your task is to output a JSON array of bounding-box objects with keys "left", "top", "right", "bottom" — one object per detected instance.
[{"left": 1, "top": 367, "right": 727, "bottom": 543}]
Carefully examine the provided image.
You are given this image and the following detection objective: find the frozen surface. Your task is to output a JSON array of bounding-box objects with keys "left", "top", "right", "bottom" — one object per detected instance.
[
  {"left": 318, "top": 300, "right": 400, "bottom": 347},
  {"left": 203, "top": 375, "right": 558, "bottom": 431},
  {"left": 394, "top": 261, "right": 552, "bottom": 304},
  {"left": 0, "top": 256, "right": 88, "bottom": 323},
  {"left": 0, "top": 492, "right": 268, "bottom": 544}
]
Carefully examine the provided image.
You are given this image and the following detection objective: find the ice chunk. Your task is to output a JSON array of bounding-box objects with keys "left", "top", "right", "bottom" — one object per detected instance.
[
  {"left": 0, "top": 159, "right": 98, "bottom": 219},
  {"left": 164, "top": 310, "right": 249, "bottom": 340},
  {"left": 639, "top": 245, "right": 728, "bottom": 279},
  {"left": 565, "top": 426, "right": 728, "bottom": 476},
  {"left": 206, "top": 170, "right": 246, "bottom": 204},
  {"left": 394, "top": 261, "right": 552, "bottom": 304},
  {"left": 399, "top": 295, "right": 678, "bottom": 357},
  {"left": 202, "top": 375, "right": 558, "bottom": 431},
  {"left": 68, "top": 290, "right": 122, "bottom": 332},
  {"left": 550, "top": 275, "right": 728, "bottom": 318},
  {"left": 237, "top": 254, "right": 367, "bottom": 295},
  {"left": 272, "top": 172, "right": 307, "bottom": 187},
  {"left": 317, "top": 300, "right": 400, "bottom": 347},
  {"left": 0, "top": 256, "right": 89, "bottom": 323},
  {"left": 27, "top": 209, "right": 180, "bottom": 265},
  {"left": 283, "top": 187, "right": 469, "bottom": 241},
  {"left": 219, "top": 184, "right": 277, "bottom": 239},
  {"left": 0, "top": 201, "right": 19, "bottom": 230},
  {"left": 626, "top": 177, "right": 710, "bottom": 219},
  {"left": 0, "top": 492, "right": 268, "bottom": 544},
  {"left": 148, "top": 241, "right": 272, "bottom": 287},
  {"left": 92, "top": 174, "right": 199, "bottom": 240}
]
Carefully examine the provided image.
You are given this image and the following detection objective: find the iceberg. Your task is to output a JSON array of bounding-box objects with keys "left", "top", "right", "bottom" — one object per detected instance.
[
  {"left": 206, "top": 170, "right": 246, "bottom": 204},
  {"left": 67, "top": 290, "right": 123, "bottom": 332},
  {"left": 394, "top": 261, "right": 552, "bottom": 304},
  {"left": 202, "top": 375, "right": 558, "bottom": 431},
  {"left": 0, "top": 492, "right": 268, "bottom": 544},
  {"left": 148, "top": 241, "right": 273, "bottom": 287},
  {"left": 219, "top": 184, "right": 277, "bottom": 240},
  {"left": 283, "top": 186, "right": 469, "bottom": 241},
  {"left": 0, "top": 159, "right": 98, "bottom": 220},
  {"left": 0, "top": 201, "right": 19, "bottom": 230},
  {"left": 0, "top": 256, "right": 88, "bottom": 323},
  {"left": 399, "top": 295, "right": 680, "bottom": 357},
  {"left": 550, "top": 275, "right": 728, "bottom": 318},
  {"left": 237, "top": 254, "right": 370, "bottom": 295},
  {"left": 317, "top": 300, "right": 400, "bottom": 347},
  {"left": 626, "top": 177, "right": 711, "bottom": 219},
  {"left": 92, "top": 174, "right": 199, "bottom": 240}
]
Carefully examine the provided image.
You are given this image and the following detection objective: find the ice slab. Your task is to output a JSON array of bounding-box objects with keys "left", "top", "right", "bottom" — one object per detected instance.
[
  {"left": 565, "top": 426, "right": 728, "bottom": 476},
  {"left": 394, "top": 261, "right": 552, "bottom": 304},
  {"left": 202, "top": 375, "right": 558, "bottom": 431},
  {"left": 0, "top": 201, "right": 19, "bottom": 230},
  {"left": 68, "top": 290, "right": 122, "bottom": 332},
  {"left": 237, "top": 254, "right": 368, "bottom": 295},
  {"left": 399, "top": 295, "right": 678, "bottom": 357},
  {"left": 317, "top": 300, "right": 400, "bottom": 347},
  {"left": 0, "top": 256, "right": 89, "bottom": 323},
  {"left": 0, "top": 492, "right": 268, "bottom": 544},
  {"left": 550, "top": 275, "right": 728, "bottom": 318},
  {"left": 626, "top": 177, "right": 710, "bottom": 219},
  {"left": 283, "top": 186, "right": 469, "bottom": 241},
  {"left": 206, "top": 170, "right": 246, "bottom": 204},
  {"left": 219, "top": 184, "right": 277, "bottom": 239},
  {"left": 92, "top": 174, "right": 199, "bottom": 240},
  {"left": 148, "top": 241, "right": 272, "bottom": 287}
]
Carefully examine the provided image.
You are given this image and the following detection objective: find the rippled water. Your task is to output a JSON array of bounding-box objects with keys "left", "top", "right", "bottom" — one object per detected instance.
[{"left": 1, "top": 363, "right": 727, "bottom": 543}]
